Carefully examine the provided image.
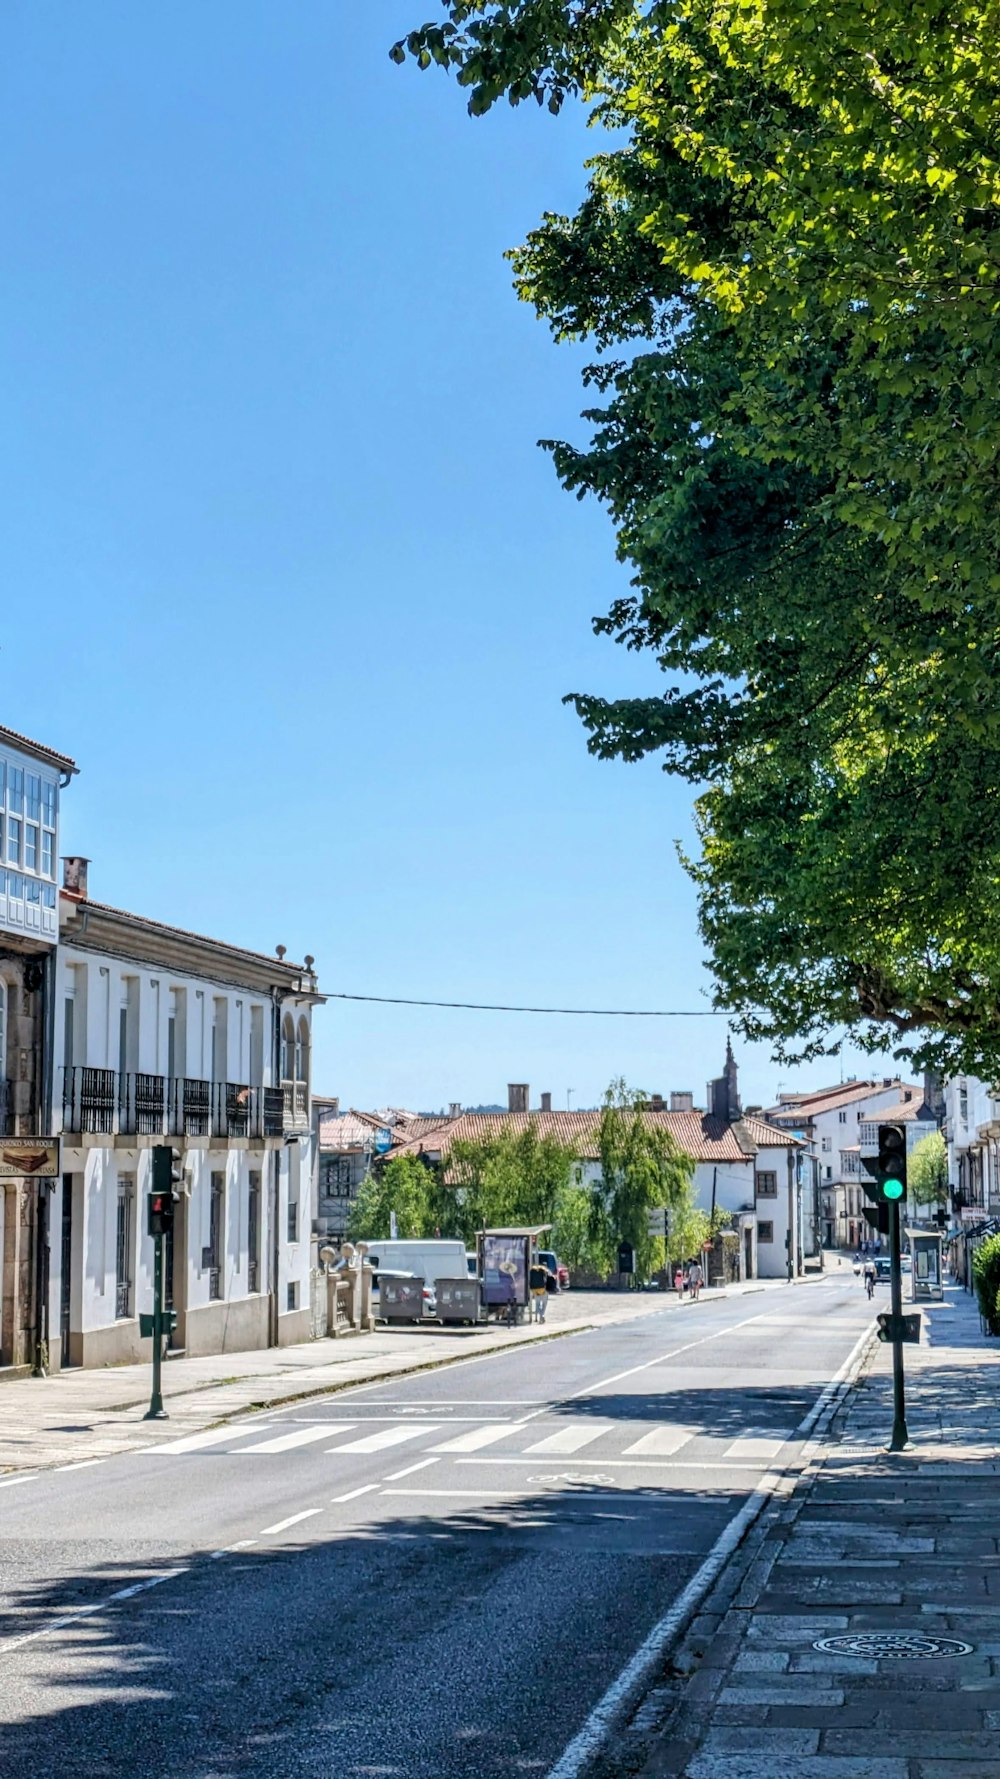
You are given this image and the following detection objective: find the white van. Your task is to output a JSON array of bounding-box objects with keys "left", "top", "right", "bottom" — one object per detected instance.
[{"left": 366, "top": 1239, "right": 468, "bottom": 1318}]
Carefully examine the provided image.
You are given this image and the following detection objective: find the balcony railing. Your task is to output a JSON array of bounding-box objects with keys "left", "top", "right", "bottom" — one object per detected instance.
[{"left": 62, "top": 1068, "right": 292, "bottom": 1142}]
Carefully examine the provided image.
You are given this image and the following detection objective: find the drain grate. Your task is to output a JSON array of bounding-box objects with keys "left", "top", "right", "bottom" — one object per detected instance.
[{"left": 812, "top": 1632, "right": 974, "bottom": 1660}]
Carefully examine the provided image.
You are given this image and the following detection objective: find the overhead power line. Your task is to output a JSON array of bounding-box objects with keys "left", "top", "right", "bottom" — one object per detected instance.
[{"left": 329, "top": 992, "right": 732, "bottom": 1017}]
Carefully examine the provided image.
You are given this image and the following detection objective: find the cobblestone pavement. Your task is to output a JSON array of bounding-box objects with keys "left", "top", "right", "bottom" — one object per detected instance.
[{"left": 636, "top": 1279, "right": 1000, "bottom": 1779}]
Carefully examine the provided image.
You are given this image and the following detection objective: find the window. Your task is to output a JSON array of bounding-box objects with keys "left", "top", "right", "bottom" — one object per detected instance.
[
  {"left": 321, "top": 1155, "right": 353, "bottom": 1195},
  {"left": 7, "top": 873, "right": 22, "bottom": 899},
  {"left": 286, "top": 1282, "right": 298, "bottom": 1312},
  {"left": 26, "top": 775, "right": 40, "bottom": 822},
  {"left": 821, "top": 1135, "right": 831, "bottom": 1152},
  {"left": 63, "top": 994, "right": 75, "bottom": 1073},
  {"left": 208, "top": 1172, "right": 224, "bottom": 1300},
  {"left": 8, "top": 768, "right": 23, "bottom": 814},
  {"left": 41, "top": 831, "right": 53, "bottom": 878},
  {"left": 115, "top": 1179, "right": 135, "bottom": 1318},
  {"left": 7, "top": 819, "right": 20, "bottom": 865},
  {"left": 295, "top": 1017, "right": 309, "bottom": 1088},
  {"left": 281, "top": 1014, "right": 294, "bottom": 1082},
  {"left": 0, "top": 980, "right": 6, "bottom": 1080},
  {"left": 825, "top": 1165, "right": 833, "bottom": 1181},
  {"left": 960, "top": 1086, "right": 969, "bottom": 1122},
  {"left": 755, "top": 1170, "right": 778, "bottom": 1197},
  {"left": 757, "top": 1221, "right": 774, "bottom": 1243},
  {"left": 42, "top": 781, "right": 56, "bottom": 827},
  {"left": 838, "top": 1109, "right": 848, "bottom": 1124},
  {"left": 0, "top": 761, "right": 5, "bottom": 803},
  {"left": 287, "top": 1199, "right": 299, "bottom": 1243},
  {"left": 24, "top": 825, "right": 38, "bottom": 871},
  {"left": 248, "top": 1171, "right": 261, "bottom": 1292},
  {"left": 211, "top": 998, "right": 227, "bottom": 1083}
]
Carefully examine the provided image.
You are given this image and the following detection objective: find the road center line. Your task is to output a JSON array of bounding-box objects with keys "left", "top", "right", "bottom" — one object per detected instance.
[
  {"left": 565, "top": 1307, "right": 777, "bottom": 1400},
  {"left": 331, "top": 1483, "right": 381, "bottom": 1503},
  {"left": 0, "top": 1474, "right": 37, "bottom": 1488},
  {"left": 259, "top": 1509, "right": 323, "bottom": 1535},
  {"left": 0, "top": 1568, "right": 189, "bottom": 1654},
  {"left": 383, "top": 1456, "right": 440, "bottom": 1481},
  {"left": 53, "top": 1460, "right": 105, "bottom": 1473}
]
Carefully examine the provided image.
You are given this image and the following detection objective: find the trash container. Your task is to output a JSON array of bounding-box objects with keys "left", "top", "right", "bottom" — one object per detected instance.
[
  {"left": 435, "top": 1277, "right": 484, "bottom": 1325},
  {"left": 376, "top": 1272, "right": 425, "bottom": 1322}
]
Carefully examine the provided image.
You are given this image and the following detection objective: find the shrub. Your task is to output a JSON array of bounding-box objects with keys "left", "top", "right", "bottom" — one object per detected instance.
[{"left": 972, "top": 1233, "right": 1000, "bottom": 1333}]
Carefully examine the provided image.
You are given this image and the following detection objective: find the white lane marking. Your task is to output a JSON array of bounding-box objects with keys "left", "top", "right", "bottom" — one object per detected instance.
[
  {"left": 0, "top": 1474, "right": 37, "bottom": 1489},
  {"left": 431, "top": 1423, "right": 527, "bottom": 1454},
  {"left": 142, "top": 1426, "right": 273, "bottom": 1455},
  {"left": 210, "top": 1540, "right": 258, "bottom": 1559},
  {"left": 383, "top": 1488, "right": 528, "bottom": 1499},
  {"left": 524, "top": 1425, "right": 607, "bottom": 1455},
  {"left": 53, "top": 1460, "right": 105, "bottom": 1473},
  {"left": 331, "top": 1484, "right": 380, "bottom": 1503},
  {"left": 622, "top": 1426, "right": 695, "bottom": 1457},
  {"left": 456, "top": 1455, "right": 765, "bottom": 1471},
  {"left": 545, "top": 1477, "right": 783, "bottom": 1779},
  {"left": 383, "top": 1456, "right": 440, "bottom": 1482},
  {"left": 0, "top": 1568, "right": 188, "bottom": 1654},
  {"left": 544, "top": 1307, "right": 872, "bottom": 1779},
  {"left": 241, "top": 1425, "right": 355, "bottom": 1455},
  {"left": 259, "top": 1508, "right": 323, "bottom": 1535},
  {"left": 723, "top": 1434, "right": 787, "bottom": 1461},
  {"left": 335, "top": 1425, "right": 439, "bottom": 1454},
  {"left": 564, "top": 1308, "right": 776, "bottom": 1402}
]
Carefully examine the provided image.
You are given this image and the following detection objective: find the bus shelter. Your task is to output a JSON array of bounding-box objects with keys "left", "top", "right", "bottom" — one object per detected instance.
[
  {"left": 478, "top": 1226, "right": 552, "bottom": 1325},
  {"left": 907, "top": 1229, "right": 944, "bottom": 1302}
]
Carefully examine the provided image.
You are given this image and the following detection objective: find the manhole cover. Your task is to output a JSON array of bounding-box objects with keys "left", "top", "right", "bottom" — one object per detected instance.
[{"left": 812, "top": 1632, "right": 974, "bottom": 1660}]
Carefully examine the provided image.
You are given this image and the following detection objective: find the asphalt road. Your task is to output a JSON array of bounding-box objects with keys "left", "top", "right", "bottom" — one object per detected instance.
[{"left": 0, "top": 1277, "right": 873, "bottom": 1779}]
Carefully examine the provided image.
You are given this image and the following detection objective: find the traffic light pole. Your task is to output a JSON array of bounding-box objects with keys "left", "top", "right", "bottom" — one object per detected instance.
[
  {"left": 888, "top": 1198, "right": 908, "bottom": 1451},
  {"left": 143, "top": 1230, "right": 169, "bottom": 1421}
]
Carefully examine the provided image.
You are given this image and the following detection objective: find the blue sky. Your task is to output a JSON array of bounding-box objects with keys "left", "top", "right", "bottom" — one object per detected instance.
[{"left": 1, "top": 3, "right": 892, "bottom": 1110}]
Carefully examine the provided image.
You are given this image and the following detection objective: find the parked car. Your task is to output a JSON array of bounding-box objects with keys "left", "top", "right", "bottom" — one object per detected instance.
[
  {"left": 874, "top": 1257, "right": 892, "bottom": 1283},
  {"left": 538, "top": 1249, "right": 568, "bottom": 1291}
]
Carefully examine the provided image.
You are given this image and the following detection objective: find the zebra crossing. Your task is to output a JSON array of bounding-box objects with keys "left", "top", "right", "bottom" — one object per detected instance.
[{"left": 144, "top": 1414, "right": 797, "bottom": 1468}]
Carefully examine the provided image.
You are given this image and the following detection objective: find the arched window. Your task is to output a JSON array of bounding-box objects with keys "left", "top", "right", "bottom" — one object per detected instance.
[
  {"left": 295, "top": 1016, "right": 309, "bottom": 1091},
  {"left": 281, "top": 1014, "right": 295, "bottom": 1083}
]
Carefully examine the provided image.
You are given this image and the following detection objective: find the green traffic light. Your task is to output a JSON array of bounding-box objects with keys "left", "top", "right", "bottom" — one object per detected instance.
[{"left": 883, "top": 1178, "right": 904, "bottom": 1201}]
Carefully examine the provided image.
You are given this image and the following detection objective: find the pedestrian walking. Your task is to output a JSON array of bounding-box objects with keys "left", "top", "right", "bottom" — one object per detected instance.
[
  {"left": 673, "top": 1263, "right": 685, "bottom": 1301},
  {"left": 529, "top": 1256, "right": 555, "bottom": 1322},
  {"left": 688, "top": 1259, "right": 703, "bottom": 1301}
]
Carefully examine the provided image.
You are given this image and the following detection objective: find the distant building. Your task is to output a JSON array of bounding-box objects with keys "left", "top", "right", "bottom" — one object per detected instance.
[{"left": 766, "top": 1077, "right": 927, "bottom": 1249}]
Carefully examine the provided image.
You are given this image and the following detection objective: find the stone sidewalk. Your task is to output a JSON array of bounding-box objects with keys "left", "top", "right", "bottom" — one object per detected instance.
[
  {"left": 0, "top": 1269, "right": 828, "bottom": 1474},
  {"left": 637, "top": 1279, "right": 1000, "bottom": 1779}
]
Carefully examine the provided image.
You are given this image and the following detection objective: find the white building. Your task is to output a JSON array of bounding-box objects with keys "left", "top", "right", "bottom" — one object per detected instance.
[
  {"left": 767, "top": 1077, "right": 924, "bottom": 1249},
  {"left": 52, "top": 862, "right": 323, "bottom": 1367},
  {"left": 943, "top": 1074, "right": 1000, "bottom": 1223},
  {"left": 0, "top": 723, "right": 77, "bottom": 1371}
]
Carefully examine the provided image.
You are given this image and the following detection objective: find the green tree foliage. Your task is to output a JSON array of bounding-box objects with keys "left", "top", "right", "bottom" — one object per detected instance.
[
  {"left": 593, "top": 1079, "right": 697, "bottom": 1277},
  {"left": 908, "top": 1130, "right": 949, "bottom": 1207},
  {"left": 396, "top": 2, "right": 1000, "bottom": 1077},
  {"left": 446, "top": 1122, "right": 577, "bottom": 1246},
  {"left": 347, "top": 1154, "right": 437, "bottom": 1241},
  {"left": 551, "top": 1176, "right": 613, "bottom": 1275},
  {"left": 972, "top": 1231, "right": 1000, "bottom": 1333}
]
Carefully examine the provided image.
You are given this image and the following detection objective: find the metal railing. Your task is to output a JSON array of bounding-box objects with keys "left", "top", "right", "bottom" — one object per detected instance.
[{"left": 62, "top": 1067, "right": 289, "bottom": 1141}]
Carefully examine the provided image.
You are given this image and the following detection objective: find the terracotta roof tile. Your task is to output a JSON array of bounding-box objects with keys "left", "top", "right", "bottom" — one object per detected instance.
[
  {"left": 0, "top": 723, "right": 77, "bottom": 772},
  {"left": 386, "top": 1108, "right": 753, "bottom": 1166},
  {"left": 767, "top": 1079, "right": 920, "bottom": 1119}
]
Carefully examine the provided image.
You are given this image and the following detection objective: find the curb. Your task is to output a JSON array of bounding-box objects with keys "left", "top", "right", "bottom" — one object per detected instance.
[{"left": 545, "top": 1311, "right": 879, "bottom": 1779}]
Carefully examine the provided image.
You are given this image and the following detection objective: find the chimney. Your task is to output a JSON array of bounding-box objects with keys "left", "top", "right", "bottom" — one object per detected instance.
[
  {"left": 540, "top": 1092, "right": 552, "bottom": 1114},
  {"left": 448, "top": 1102, "right": 462, "bottom": 1119},
  {"left": 670, "top": 1091, "right": 694, "bottom": 1113},
  {"left": 508, "top": 1083, "right": 529, "bottom": 1114},
  {"left": 62, "top": 856, "right": 90, "bottom": 899}
]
